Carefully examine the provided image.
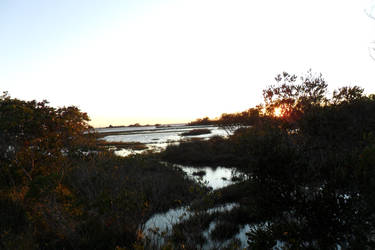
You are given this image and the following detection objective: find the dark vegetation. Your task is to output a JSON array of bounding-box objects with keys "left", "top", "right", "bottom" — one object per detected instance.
[
  {"left": 188, "top": 117, "right": 216, "bottom": 126},
  {"left": 107, "top": 124, "right": 124, "bottom": 128},
  {"left": 181, "top": 128, "right": 211, "bottom": 136},
  {"left": 107, "top": 123, "right": 154, "bottom": 128},
  {"left": 162, "top": 136, "right": 235, "bottom": 166},
  {"left": 0, "top": 92, "right": 205, "bottom": 249},
  {"left": 128, "top": 123, "right": 142, "bottom": 127},
  {"left": 192, "top": 170, "right": 206, "bottom": 177},
  {"left": 2, "top": 69, "right": 375, "bottom": 249},
  {"left": 96, "top": 140, "right": 148, "bottom": 150},
  {"left": 162, "top": 71, "right": 375, "bottom": 249}
]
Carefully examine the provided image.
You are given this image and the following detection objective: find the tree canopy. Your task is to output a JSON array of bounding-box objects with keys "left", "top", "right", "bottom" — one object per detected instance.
[
  {"left": 163, "top": 71, "right": 375, "bottom": 249},
  {"left": 0, "top": 93, "right": 94, "bottom": 188}
]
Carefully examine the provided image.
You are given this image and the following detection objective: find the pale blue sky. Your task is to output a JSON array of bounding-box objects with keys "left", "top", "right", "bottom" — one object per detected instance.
[{"left": 1, "top": 0, "right": 375, "bottom": 127}]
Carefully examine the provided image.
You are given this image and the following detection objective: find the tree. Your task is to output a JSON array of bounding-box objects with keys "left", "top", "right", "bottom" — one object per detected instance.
[
  {"left": 263, "top": 71, "right": 328, "bottom": 125},
  {"left": 217, "top": 107, "right": 263, "bottom": 133},
  {"left": 0, "top": 93, "right": 94, "bottom": 192},
  {"left": 244, "top": 73, "right": 375, "bottom": 248},
  {"left": 332, "top": 86, "right": 365, "bottom": 104}
]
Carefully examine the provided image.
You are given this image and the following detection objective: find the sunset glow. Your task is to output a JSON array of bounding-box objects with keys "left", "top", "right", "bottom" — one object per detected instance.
[
  {"left": 1, "top": 0, "right": 375, "bottom": 127},
  {"left": 274, "top": 107, "right": 283, "bottom": 117}
]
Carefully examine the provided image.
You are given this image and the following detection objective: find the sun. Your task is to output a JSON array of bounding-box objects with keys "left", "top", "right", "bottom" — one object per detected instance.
[{"left": 274, "top": 107, "right": 283, "bottom": 117}]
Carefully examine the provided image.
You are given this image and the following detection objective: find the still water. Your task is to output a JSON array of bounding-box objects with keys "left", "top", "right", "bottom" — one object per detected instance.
[
  {"left": 96, "top": 124, "right": 228, "bottom": 156},
  {"left": 143, "top": 163, "right": 248, "bottom": 249},
  {"left": 97, "top": 125, "right": 250, "bottom": 248}
]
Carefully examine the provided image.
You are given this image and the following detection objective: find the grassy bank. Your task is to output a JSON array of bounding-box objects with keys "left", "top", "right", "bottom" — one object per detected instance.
[
  {"left": 96, "top": 140, "right": 148, "bottom": 150},
  {"left": 161, "top": 136, "right": 236, "bottom": 167},
  {"left": 181, "top": 128, "right": 211, "bottom": 136}
]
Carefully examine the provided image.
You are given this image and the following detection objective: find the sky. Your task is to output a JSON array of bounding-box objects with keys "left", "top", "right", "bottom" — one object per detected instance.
[{"left": 1, "top": 0, "right": 375, "bottom": 127}]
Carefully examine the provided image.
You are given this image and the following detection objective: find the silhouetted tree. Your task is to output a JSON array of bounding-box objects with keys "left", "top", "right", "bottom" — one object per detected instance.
[
  {"left": 263, "top": 70, "right": 328, "bottom": 126},
  {"left": 332, "top": 86, "right": 365, "bottom": 104}
]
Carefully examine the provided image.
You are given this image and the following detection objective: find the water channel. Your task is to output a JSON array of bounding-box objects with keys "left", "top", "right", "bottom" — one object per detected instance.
[{"left": 96, "top": 125, "right": 251, "bottom": 248}]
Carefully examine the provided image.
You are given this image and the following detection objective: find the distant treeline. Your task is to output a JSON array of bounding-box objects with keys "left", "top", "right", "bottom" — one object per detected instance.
[
  {"left": 107, "top": 123, "right": 159, "bottom": 128},
  {"left": 188, "top": 117, "right": 217, "bottom": 126}
]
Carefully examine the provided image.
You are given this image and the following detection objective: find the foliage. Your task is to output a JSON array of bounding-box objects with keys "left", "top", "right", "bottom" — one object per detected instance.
[
  {"left": 0, "top": 93, "right": 204, "bottom": 249},
  {"left": 162, "top": 71, "right": 375, "bottom": 249},
  {"left": 263, "top": 71, "right": 328, "bottom": 124},
  {"left": 238, "top": 72, "right": 375, "bottom": 248},
  {"left": 0, "top": 93, "right": 94, "bottom": 186},
  {"left": 0, "top": 93, "right": 96, "bottom": 248},
  {"left": 188, "top": 117, "right": 216, "bottom": 126},
  {"left": 217, "top": 107, "right": 262, "bottom": 133},
  {"left": 2, "top": 69, "right": 375, "bottom": 249}
]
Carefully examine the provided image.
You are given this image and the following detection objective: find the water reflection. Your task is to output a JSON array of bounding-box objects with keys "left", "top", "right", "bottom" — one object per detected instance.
[
  {"left": 143, "top": 163, "right": 242, "bottom": 231},
  {"left": 98, "top": 125, "right": 249, "bottom": 247},
  {"left": 143, "top": 203, "right": 239, "bottom": 248},
  {"left": 97, "top": 125, "right": 228, "bottom": 156},
  {"left": 174, "top": 164, "right": 242, "bottom": 190},
  {"left": 143, "top": 163, "right": 247, "bottom": 248}
]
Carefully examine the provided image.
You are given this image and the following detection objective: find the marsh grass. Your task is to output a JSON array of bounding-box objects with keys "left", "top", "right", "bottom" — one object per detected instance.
[
  {"left": 162, "top": 136, "right": 235, "bottom": 166},
  {"left": 169, "top": 211, "right": 217, "bottom": 247},
  {"left": 210, "top": 220, "right": 240, "bottom": 241},
  {"left": 181, "top": 129, "right": 211, "bottom": 136},
  {"left": 96, "top": 141, "right": 148, "bottom": 150},
  {"left": 0, "top": 150, "right": 208, "bottom": 249},
  {"left": 161, "top": 205, "right": 251, "bottom": 249},
  {"left": 192, "top": 170, "right": 206, "bottom": 177},
  {"left": 67, "top": 153, "right": 210, "bottom": 249}
]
